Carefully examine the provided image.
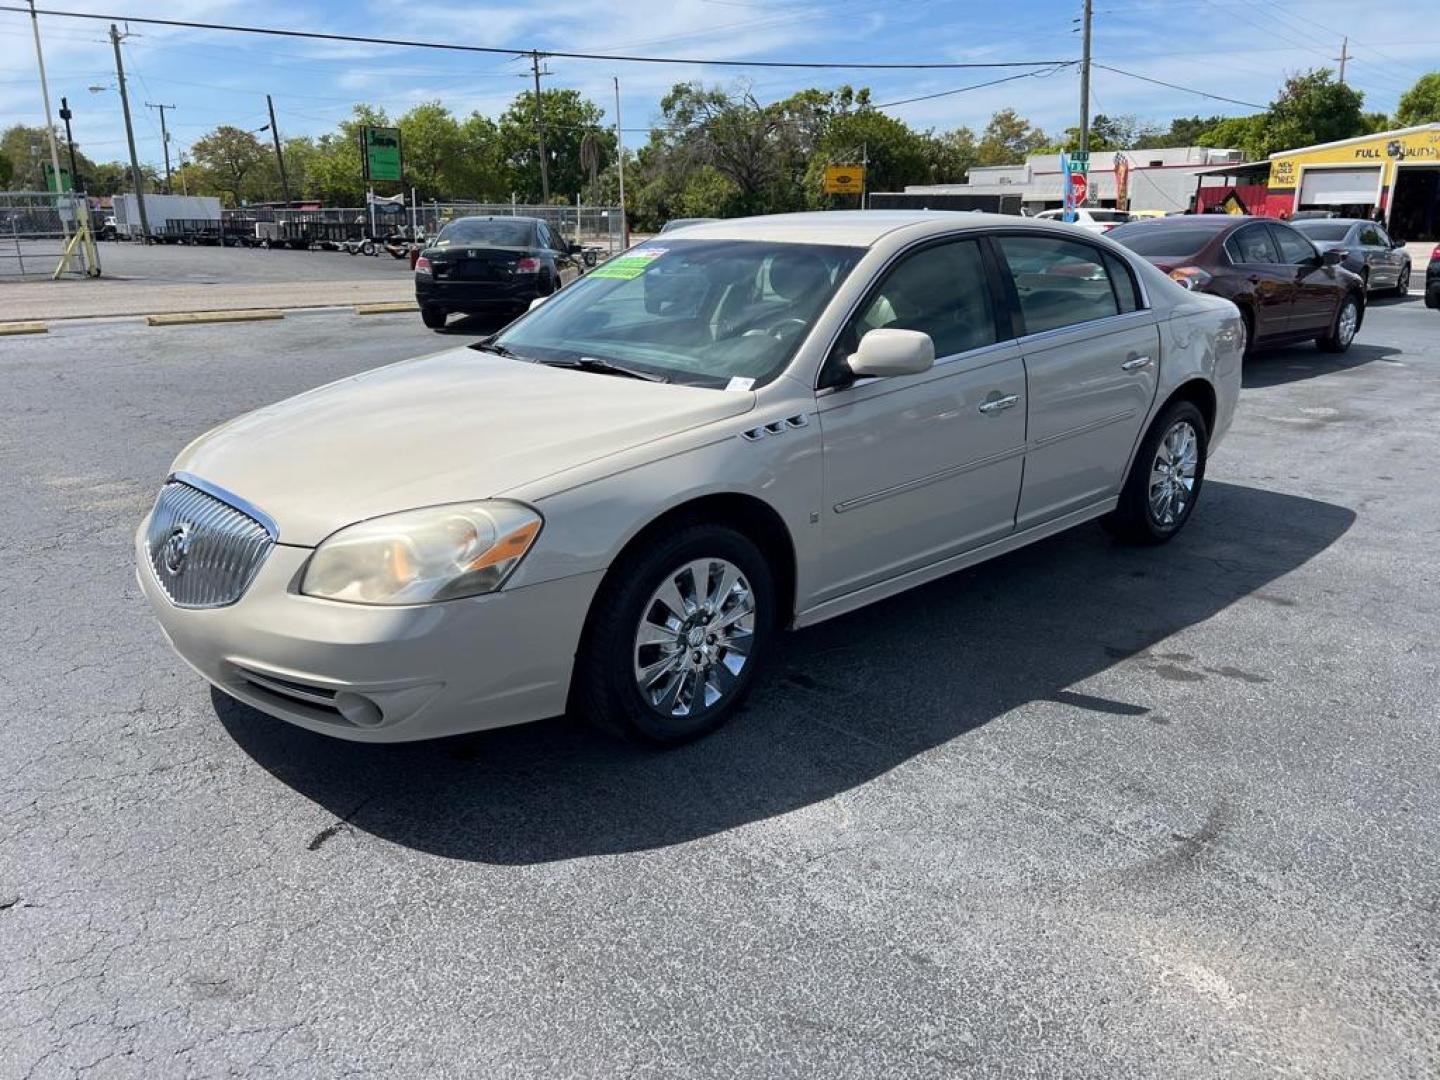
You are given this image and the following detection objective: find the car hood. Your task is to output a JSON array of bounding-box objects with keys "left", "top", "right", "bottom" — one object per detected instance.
[{"left": 172, "top": 347, "right": 753, "bottom": 546}]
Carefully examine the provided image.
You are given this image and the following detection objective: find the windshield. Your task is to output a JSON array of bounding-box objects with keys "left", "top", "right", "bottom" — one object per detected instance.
[
  {"left": 1108, "top": 223, "right": 1217, "bottom": 258},
  {"left": 1089, "top": 210, "right": 1133, "bottom": 223},
  {"left": 1292, "top": 221, "right": 1351, "bottom": 242},
  {"left": 436, "top": 219, "right": 536, "bottom": 247},
  {"left": 490, "top": 239, "right": 864, "bottom": 388}
]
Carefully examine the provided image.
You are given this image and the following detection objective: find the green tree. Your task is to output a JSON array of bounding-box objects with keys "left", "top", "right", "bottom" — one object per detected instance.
[
  {"left": 1197, "top": 114, "right": 1270, "bottom": 159},
  {"left": 976, "top": 108, "right": 1049, "bottom": 165},
  {"left": 497, "top": 88, "right": 612, "bottom": 203},
  {"left": 398, "top": 102, "right": 463, "bottom": 200},
  {"left": 1134, "top": 115, "right": 1228, "bottom": 150},
  {"left": 1396, "top": 72, "right": 1440, "bottom": 125},
  {"left": 0, "top": 152, "right": 12, "bottom": 188},
  {"left": 1, "top": 123, "right": 97, "bottom": 189},
  {"left": 86, "top": 160, "right": 156, "bottom": 196},
  {"left": 303, "top": 105, "right": 389, "bottom": 205},
  {"left": 450, "top": 112, "right": 506, "bottom": 201},
  {"left": 927, "top": 127, "right": 978, "bottom": 182},
  {"left": 807, "top": 107, "right": 935, "bottom": 208},
  {"left": 1264, "top": 69, "right": 1368, "bottom": 156},
  {"left": 1054, "top": 114, "right": 1161, "bottom": 152},
  {"left": 190, "top": 125, "right": 270, "bottom": 204}
]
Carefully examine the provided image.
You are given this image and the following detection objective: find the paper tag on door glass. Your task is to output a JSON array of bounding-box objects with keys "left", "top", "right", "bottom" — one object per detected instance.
[{"left": 724, "top": 377, "right": 756, "bottom": 392}]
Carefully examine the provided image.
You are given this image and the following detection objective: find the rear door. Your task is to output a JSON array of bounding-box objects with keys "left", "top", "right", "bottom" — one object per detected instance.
[
  {"left": 991, "top": 233, "right": 1161, "bottom": 528},
  {"left": 1224, "top": 223, "right": 1296, "bottom": 337},
  {"left": 1364, "top": 224, "right": 1402, "bottom": 288},
  {"left": 1270, "top": 223, "right": 1339, "bottom": 333}
]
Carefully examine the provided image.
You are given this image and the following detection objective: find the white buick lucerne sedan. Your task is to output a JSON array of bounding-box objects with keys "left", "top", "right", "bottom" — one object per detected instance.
[{"left": 138, "top": 212, "right": 1242, "bottom": 745}]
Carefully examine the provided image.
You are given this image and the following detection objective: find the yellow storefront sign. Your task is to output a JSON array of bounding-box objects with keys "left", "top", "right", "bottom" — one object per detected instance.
[
  {"left": 823, "top": 165, "right": 865, "bottom": 195},
  {"left": 1267, "top": 124, "right": 1440, "bottom": 192}
]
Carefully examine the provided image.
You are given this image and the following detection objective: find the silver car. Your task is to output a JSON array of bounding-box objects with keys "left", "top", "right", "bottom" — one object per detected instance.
[
  {"left": 1290, "top": 217, "right": 1412, "bottom": 296},
  {"left": 137, "top": 212, "right": 1242, "bottom": 745}
]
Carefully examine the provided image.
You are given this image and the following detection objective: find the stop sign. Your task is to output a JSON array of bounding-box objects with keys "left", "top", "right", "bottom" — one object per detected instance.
[{"left": 1069, "top": 172, "right": 1088, "bottom": 205}]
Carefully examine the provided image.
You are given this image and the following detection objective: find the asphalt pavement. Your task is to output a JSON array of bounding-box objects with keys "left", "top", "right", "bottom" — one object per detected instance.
[{"left": 1, "top": 297, "right": 1438, "bottom": 1078}]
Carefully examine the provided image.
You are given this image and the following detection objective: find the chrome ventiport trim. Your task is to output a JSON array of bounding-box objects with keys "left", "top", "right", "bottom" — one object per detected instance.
[{"left": 171, "top": 471, "right": 280, "bottom": 540}]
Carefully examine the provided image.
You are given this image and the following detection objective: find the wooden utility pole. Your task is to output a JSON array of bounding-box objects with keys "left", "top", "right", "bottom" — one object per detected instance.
[
  {"left": 531, "top": 51, "right": 550, "bottom": 203},
  {"left": 266, "top": 94, "right": 292, "bottom": 207},
  {"left": 110, "top": 24, "right": 149, "bottom": 238},
  {"left": 1079, "top": 0, "right": 1093, "bottom": 157},
  {"left": 1335, "top": 37, "right": 1350, "bottom": 85},
  {"left": 145, "top": 102, "right": 174, "bottom": 192}
]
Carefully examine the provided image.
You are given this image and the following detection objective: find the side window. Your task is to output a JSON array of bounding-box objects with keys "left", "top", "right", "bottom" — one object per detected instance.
[
  {"left": 1225, "top": 224, "right": 1280, "bottom": 265},
  {"left": 1270, "top": 225, "right": 1318, "bottom": 265},
  {"left": 1374, "top": 226, "right": 1393, "bottom": 248},
  {"left": 995, "top": 234, "right": 1120, "bottom": 335},
  {"left": 1358, "top": 226, "right": 1382, "bottom": 247},
  {"left": 825, "top": 239, "right": 996, "bottom": 385},
  {"left": 1103, "top": 251, "right": 1141, "bottom": 313},
  {"left": 536, "top": 223, "right": 553, "bottom": 250}
]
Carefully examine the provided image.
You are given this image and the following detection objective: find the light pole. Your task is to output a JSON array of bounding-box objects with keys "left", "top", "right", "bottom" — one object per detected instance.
[{"left": 25, "top": 0, "right": 68, "bottom": 228}]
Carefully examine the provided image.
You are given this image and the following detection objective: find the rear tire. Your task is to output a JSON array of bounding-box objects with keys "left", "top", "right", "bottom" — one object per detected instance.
[
  {"left": 571, "top": 524, "right": 776, "bottom": 746},
  {"left": 420, "top": 305, "right": 447, "bottom": 330},
  {"left": 1105, "top": 400, "right": 1208, "bottom": 545},
  {"left": 1317, "top": 293, "right": 1361, "bottom": 353}
]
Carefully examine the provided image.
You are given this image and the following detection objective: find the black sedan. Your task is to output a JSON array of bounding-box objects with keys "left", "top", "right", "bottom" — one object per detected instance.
[
  {"left": 1426, "top": 244, "right": 1439, "bottom": 309},
  {"left": 415, "top": 216, "right": 584, "bottom": 330},
  {"left": 1289, "top": 218, "right": 1412, "bottom": 296}
]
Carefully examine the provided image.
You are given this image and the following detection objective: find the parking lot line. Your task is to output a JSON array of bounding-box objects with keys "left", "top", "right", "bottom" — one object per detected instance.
[
  {"left": 354, "top": 302, "right": 419, "bottom": 315},
  {"left": 0, "top": 321, "right": 47, "bottom": 335},
  {"left": 145, "top": 310, "right": 286, "bottom": 326}
]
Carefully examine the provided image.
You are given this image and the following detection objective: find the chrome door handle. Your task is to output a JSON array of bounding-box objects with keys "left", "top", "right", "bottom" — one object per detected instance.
[
  {"left": 1121, "top": 354, "right": 1153, "bottom": 371},
  {"left": 978, "top": 394, "right": 1019, "bottom": 414}
]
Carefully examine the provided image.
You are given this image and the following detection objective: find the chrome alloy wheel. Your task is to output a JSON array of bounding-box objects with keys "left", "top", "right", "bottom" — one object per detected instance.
[
  {"left": 1149, "top": 420, "right": 1200, "bottom": 527},
  {"left": 633, "top": 558, "right": 756, "bottom": 718},
  {"left": 1338, "top": 299, "right": 1359, "bottom": 347}
]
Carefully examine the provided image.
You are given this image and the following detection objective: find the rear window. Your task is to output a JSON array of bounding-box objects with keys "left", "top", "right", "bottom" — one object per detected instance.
[
  {"left": 1108, "top": 223, "right": 1216, "bottom": 258},
  {"left": 1089, "top": 210, "right": 1133, "bottom": 223},
  {"left": 1292, "top": 222, "right": 1351, "bottom": 242},
  {"left": 436, "top": 219, "right": 536, "bottom": 247}
]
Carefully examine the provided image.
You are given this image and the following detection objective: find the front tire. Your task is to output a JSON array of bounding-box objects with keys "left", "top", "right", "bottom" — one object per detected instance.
[
  {"left": 420, "top": 305, "right": 447, "bottom": 330},
  {"left": 1105, "top": 400, "right": 1208, "bottom": 545},
  {"left": 1392, "top": 265, "right": 1411, "bottom": 297},
  {"left": 1317, "top": 293, "right": 1361, "bottom": 353},
  {"left": 571, "top": 524, "right": 776, "bottom": 745}
]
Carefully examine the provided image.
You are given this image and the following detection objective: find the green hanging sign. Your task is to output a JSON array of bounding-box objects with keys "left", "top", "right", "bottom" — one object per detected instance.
[{"left": 360, "top": 126, "right": 403, "bottom": 182}]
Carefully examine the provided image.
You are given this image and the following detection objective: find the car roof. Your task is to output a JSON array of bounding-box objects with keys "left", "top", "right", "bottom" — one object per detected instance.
[
  {"left": 447, "top": 216, "right": 542, "bottom": 226},
  {"left": 1291, "top": 217, "right": 1365, "bottom": 227},
  {"left": 661, "top": 210, "right": 1062, "bottom": 247}
]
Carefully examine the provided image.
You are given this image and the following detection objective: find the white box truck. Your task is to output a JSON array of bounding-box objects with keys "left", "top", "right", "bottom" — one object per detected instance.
[{"left": 112, "top": 194, "right": 223, "bottom": 241}]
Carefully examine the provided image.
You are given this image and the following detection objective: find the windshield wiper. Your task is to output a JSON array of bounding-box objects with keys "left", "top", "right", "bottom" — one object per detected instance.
[
  {"left": 540, "top": 356, "right": 669, "bottom": 383},
  {"left": 472, "top": 338, "right": 518, "bottom": 358}
]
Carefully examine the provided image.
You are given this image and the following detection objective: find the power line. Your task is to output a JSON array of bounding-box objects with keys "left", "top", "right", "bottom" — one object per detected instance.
[
  {"left": 0, "top": 6, "right": 1074, "bottom": 70},
  {"left": 871, "top": 65, "right": 1077, "bottom": 109},
  {"left": 1094, "top": 64, "right": 1267, "bottom": 110}
]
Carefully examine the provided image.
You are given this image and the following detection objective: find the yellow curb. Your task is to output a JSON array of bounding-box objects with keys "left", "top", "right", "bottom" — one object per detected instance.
[
  {"left": 0, "top": 321, "right": 48, "bottom": 336},
  {"left": 354, "top": 302, "right": 419, "bottom": 315},
  {"left": 145, "top": 309, "right": 285, "bottom": 326}
]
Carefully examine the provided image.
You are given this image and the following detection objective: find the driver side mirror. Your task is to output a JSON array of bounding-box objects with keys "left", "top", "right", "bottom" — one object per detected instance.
[
  {"left": 1322, "top": 248, "right": 1344, "bottom": 267},
  {"left": 846, "top": 328, "right": 935, "bottom": 379}
]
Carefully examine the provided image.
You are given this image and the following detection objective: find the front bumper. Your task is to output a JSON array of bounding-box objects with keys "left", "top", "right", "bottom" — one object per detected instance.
[{"left": 136, "top": 527, "right": 603, "bottom": 742}]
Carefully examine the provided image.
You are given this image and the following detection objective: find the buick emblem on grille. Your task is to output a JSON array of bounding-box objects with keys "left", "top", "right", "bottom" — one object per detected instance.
[{"left": 162, "top": 523, "right": 192, "bottom": 576}]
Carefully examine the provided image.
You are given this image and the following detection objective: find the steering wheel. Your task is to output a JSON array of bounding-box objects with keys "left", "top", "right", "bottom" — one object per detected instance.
[{"left": 766, "top": 317, "right": 809, "bottom": 343}]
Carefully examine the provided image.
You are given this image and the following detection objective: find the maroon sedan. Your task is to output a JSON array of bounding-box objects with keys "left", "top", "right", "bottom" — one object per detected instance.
[{"left": 1108, "top": 216, "right": 1365, "bottom": 355}]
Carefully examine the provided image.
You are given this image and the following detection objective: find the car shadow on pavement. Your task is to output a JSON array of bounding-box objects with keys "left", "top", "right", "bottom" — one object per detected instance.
[
  {"left": 1242, "top": 342, "right": 1403, "bottom": 389},
  {"left": 215, "top": 481, "right": 1354, "bottom": 865}
]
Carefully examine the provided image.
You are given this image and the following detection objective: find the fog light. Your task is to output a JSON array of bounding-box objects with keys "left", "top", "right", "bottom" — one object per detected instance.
[{"left": 335, "top": 691, "right": 384, "bottom": 728}]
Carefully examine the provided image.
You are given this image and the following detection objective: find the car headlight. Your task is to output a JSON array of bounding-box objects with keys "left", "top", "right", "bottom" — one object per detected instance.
[{"left": 301, "top": 501, "right": 542, "bottom": 605}]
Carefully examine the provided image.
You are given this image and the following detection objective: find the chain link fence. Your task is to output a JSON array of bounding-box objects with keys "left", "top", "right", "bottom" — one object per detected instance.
[{"left": 0, "top": 192, "right": 99, "bottom": 278}]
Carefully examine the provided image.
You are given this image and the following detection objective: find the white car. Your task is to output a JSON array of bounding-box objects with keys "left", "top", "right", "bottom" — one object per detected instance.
[
  {"left": 1034, "top": 208, "right": 1135, "bottom": 235},
  {"left": 137, "top": 212, "right": 1242, "bottom": 746}
]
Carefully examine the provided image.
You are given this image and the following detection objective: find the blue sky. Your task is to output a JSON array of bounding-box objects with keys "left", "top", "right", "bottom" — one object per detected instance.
[{"left": 3, "top": 0, "right": 1439, "bottom": 173}]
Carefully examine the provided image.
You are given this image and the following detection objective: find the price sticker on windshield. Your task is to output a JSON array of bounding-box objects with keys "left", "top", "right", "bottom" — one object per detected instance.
[{"left": 589, "top": 247, "right": 667, "bottom": 280}]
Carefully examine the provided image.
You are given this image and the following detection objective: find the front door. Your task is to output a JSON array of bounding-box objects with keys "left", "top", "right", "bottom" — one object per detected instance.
[
  {"left": 1271, "top": 222, "right": 1341, "bottom": 333},
  {"left": 815, "top": 238, "right": 1026, "bottom": 602},
  {"left": 1225, "top": 222, "right": 1297, "bottom": 337},
  {"left": 990, "top": 233, "right": 1161, "bottom": 528}
]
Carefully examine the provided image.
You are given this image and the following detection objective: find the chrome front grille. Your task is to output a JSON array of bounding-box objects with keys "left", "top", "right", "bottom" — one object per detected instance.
[{"left": 145, "top": 479, "right": 275, "bottom": 608}]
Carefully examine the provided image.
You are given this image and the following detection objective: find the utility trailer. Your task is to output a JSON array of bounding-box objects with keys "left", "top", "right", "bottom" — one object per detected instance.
[{"left": 111, "top": 194, "right": 223, "bottom": 241}]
